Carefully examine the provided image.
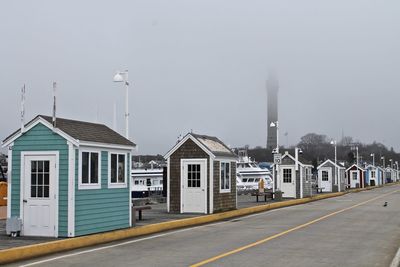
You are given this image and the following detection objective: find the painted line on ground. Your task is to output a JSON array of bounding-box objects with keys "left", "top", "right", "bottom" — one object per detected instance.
[
  {"left": 390, "top": 246, "right": 400, "bottom": 267},
  {"left": 19, "top": 207, "right": 294, "bottom": 266},
  {"left": 190, "top": 189, "right": 400, "bottom": 267}
]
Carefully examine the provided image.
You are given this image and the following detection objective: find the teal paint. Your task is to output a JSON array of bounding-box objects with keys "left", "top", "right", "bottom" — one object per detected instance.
[
  {"left": 10, "top": 123, "right": 69, "bottom": 237},
  {"left": 74, "top": 151, "right": 130, "bottom": 236}
]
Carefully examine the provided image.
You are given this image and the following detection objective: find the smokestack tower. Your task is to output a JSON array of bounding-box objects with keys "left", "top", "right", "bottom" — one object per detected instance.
[{"left": 266, "top": 71, "right": 279, "bottom": 150}]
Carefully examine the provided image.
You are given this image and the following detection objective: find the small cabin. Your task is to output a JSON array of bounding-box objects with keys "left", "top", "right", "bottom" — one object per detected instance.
[
  {"left": 272, "top": 152, "right": 313, "bottom": 199},
  {"left": 364, "top": 165, "right": 383, "bottom": 186},
  {"left": 317, "top": 159, "right": 346, "bottom": 192},
  {"left": 384, "top": 167, "right": 397, "bottom": 183},
  {"left": 345, "top": 164, "right": 365, "bottom": 188},
  {"left": 164, "top": 133, "right": 237, "bottom": 214},
  {"left": 2, "top": 115, "right": 135, "bottom": 237}
]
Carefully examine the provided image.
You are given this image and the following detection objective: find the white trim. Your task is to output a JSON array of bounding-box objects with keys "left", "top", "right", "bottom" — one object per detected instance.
[
  {"left": 67, "top": 142, "right": 75, "bottom": 237},
  {"left": 108, "top": 151, "right": 128, "bottom": 189},
  {"left": 180, "top": 158, "right": 208, "bottom": 214},
  {"left": 209, "top": 157, "right": 213, "bottom": 214},
  {"left": 167, "top": 158, "right": 170, "bottom": 213},
  {"left": 20, "top": 151, "right": 59, "bottom": 237},
  {"left": 78, "top": 148, "right": 102, "bottom": 190},
  {"left": 2, "top": 117, "right": 78, "bottom": 148},
  {"left": 345, "top": 164, "right": 365, "bottom": 173},
  {"left": 317, "top": 159, "right": 345, "bottom": 170},
  {"left": 219, "top": 161, "right": 231, "bottom": 193},
  {"left": 164, "top": 134, "right": 215, "bottom": 160},
  {"left": 79, "top": 141, "right": 134, "bottom": 151},
  {"left": 7, "top": 144, "right": 13, "bottom": 218}
]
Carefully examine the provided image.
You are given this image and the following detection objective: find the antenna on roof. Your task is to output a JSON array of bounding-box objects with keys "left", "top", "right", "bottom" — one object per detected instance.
[
  {"left": 52, "top": 82, "right": 57, "bottom": 128},
  {"left": 20, "top": 84, "right": 26, "bottom": 133}
]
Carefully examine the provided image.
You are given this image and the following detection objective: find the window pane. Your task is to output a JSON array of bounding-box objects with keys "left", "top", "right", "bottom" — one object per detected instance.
[
  {"left": 38, "top": 173, "right": 43, "bottom": 185},
  {"left": 31, "top": 161, "right": 37, "bottom": 172},
  {"left": 111, "top": 154, "right": 117, "bottom": 183},
  {"left": 118, "top": 154, "right": 125, "bottom": 183},
  {"left": 38, "top": 161, "right": 43, "bottom": 172},
  {"left": 221, "top": 163, "right": 226, "bottom": 189},
  {"left": 90, "top": 153, "right": 99, "bottom": 184},
  {"left": 44, "top": 186, "right": 49, "bottom": 198},
  {"left": 31, "top": 174, "right": 37, "bottom": 185},
  {"left": 31, "top": 186, "right": 37, "bottom": 197},
  {"left": 44, "top": 161, "right": 49, "bottom": 172},
  {"left": 44, "top": 173, "right": 49, "bottom": 186},
  {"left": 82, "top": 152, "right": 89, "bottom": 184},
  {"left": 38, "top": 186, "right": 43, "bottom": 198}
]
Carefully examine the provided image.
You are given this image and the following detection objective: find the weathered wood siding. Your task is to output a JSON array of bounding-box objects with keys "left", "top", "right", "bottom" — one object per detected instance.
[{"left": 213, "top": 161, "right": 236, "bottom": 212}]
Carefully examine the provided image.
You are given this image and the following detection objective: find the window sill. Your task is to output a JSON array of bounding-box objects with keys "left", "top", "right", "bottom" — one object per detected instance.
[
  {"left": 78, "top": 184, "right": 101, "bottom": 190},
  {"left": 108, "top": 183, "right": 127, "bottom": 189},
  {"left": 219, "top": 189, "right": 231, "bottom": 194}
]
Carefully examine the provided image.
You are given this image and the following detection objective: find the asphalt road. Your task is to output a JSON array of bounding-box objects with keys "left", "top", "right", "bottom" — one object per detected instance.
[{"left": 12, "top": 184, "right": 400, "bottom": 267}]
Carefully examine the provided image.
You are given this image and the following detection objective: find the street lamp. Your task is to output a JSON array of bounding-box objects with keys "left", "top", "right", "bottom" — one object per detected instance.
[
  {"left": 270, "top": 121, "right": 279, "bottom": 154},
  {"left": 370, "top": 153, "right": 375, "bottom": 167},
  {"left": 113, "top": 70, "right": 130, "bottom": 139},
  {"left": 389, "top": 159, "right": 393, "bottom": 169},
  {"left": 381, "top": 156, "right": 385, "bottom": 168},
  {"left": 330, "top": 140, "right": 339, "bottom": 192}
]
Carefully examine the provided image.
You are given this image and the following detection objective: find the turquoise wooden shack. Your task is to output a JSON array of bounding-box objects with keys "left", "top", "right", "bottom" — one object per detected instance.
[{"left": 1, "top": 115, "right": 135, "bottom": 237}]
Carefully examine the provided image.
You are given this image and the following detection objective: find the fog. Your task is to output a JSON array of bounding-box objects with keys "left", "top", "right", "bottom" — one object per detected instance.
[{"left": 1, "top": 0, "right": 399, "bottom": 154}]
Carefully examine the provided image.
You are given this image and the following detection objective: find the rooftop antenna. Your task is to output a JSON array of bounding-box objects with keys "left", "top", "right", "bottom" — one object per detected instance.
[
  {"left": 20, "top": 84, "right": 26, "bottom": 133},
  {"left": 52, "top": 82, "right": 57, "bottom": 128}
]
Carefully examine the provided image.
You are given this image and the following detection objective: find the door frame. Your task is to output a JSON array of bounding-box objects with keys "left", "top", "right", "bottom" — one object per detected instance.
[
  {"left": 280, "top": 165, "right": 296, "bottom": 198},
  {"left": 180, "top": 158, "right": 208, "bottom": 214},
  {"left": 20, "top": 151, "right": 59, "bottom": 237}
]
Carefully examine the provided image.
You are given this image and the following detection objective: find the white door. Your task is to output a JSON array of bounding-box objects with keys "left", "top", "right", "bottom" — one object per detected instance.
[
  {"left": 22, "top": 155, "right": 57, "bottom": 237},
  {"left": 350, "top": 170, "right": 359, "bottom": 188},
  {"left": 281, "top": 167, "right": 296, "bottom": 198},
  {"left": 319, "top": 168, "right": 332, "bottom": 192},
  {"left": 181, "top": 160, "right": 207, "bottom": 213}
]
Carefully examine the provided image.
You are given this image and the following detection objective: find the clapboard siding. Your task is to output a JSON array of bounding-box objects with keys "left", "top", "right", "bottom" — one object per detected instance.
[
  {"left": 10, "top": 123, "right": 69, "bottom": 237},
  {"left": 74, "top": 151, "right": 130, "bottom": 236}
]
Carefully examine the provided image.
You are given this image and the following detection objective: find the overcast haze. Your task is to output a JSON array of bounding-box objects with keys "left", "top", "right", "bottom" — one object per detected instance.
[{"left": 1, "top": 1, "right": 399, "bottom": 155}]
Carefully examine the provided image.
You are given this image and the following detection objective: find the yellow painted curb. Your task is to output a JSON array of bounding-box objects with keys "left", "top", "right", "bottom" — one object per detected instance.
[{"left": 0, "top": 184, "right": 395, "bottom": 265}]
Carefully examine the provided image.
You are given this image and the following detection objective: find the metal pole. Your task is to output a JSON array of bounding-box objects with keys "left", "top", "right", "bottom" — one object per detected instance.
[
  {"left": 335, "top": 142, "right": 339, "bottom": 192},
  {"left": 276, "top": 121, "right": 279, "bottom": 154},
  {"left": 125, "top": 80, "right": 129, "bottom": 139}
]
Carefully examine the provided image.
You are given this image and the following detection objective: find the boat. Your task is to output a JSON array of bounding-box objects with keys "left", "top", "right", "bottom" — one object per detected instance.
[
  {"left": 236, "top": 150, "right": 273, "bottom": 193},
  {"left": 131, "top": 168, "right": 164, "bottom": 198}
]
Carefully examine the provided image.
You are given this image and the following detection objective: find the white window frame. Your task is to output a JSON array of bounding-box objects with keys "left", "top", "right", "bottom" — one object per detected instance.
[
  {"left": 220, "top": 161, "right": 231, "bottom": 193},
  {"left": 108, "top": 151, "right": 128, "bottom": 189},
  {"left": 371, "top": 170, "right": 376, "bottom": 179},
  {"left": 78, "top": 149, "right": 101, "bottom": 190}
]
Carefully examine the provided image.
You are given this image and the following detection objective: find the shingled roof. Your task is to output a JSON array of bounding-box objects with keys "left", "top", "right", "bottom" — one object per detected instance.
[
  {"left": 164, "top": 132, "right": 237, "bottom": 159},
  {"left": 190, "top": 133, "right": 236, "bottom": 158},
  {"left": 3, "top": 115, "right": 135, "bottom": 147}
]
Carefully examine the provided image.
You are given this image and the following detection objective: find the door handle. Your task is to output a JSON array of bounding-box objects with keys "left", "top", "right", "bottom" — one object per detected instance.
[
  {"left": 23, "top": 199, "right": 27, "bottom": 203},
  {"left": 202, "top": 189, "right": 205, "bottom": 192}
]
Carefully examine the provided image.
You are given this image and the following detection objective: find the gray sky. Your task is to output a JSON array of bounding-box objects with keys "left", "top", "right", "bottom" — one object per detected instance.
[{"left": 1, "top": 0, "right": 399, "bottom": 154}]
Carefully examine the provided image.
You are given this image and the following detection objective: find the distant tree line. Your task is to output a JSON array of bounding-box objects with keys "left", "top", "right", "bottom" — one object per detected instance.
[{"left": 245, "top": 133, "right": 400, "bottom": 169}]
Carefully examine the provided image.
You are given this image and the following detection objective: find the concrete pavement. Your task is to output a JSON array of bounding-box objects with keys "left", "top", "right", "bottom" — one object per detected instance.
[{"left": 11, "top": 184, "right": 400, "bottom": 267}]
